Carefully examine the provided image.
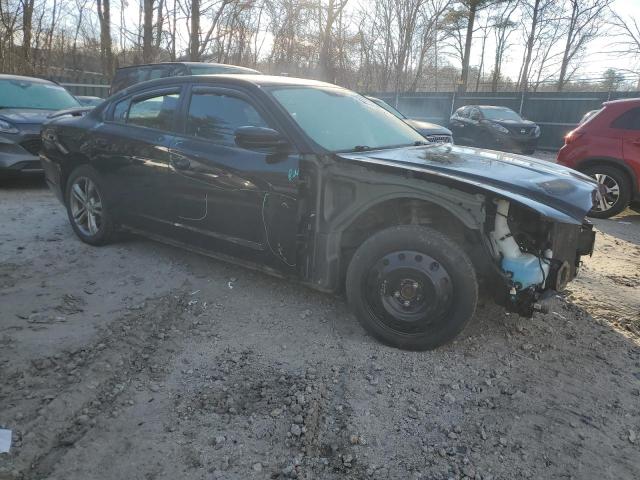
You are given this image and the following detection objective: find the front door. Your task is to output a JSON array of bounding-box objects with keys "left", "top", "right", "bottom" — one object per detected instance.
[{"left": 167, "top": 85, "right": 301, "bottom": 271}]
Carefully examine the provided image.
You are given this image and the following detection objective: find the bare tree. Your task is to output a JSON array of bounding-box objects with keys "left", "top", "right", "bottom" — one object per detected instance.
[
  {"left": 318, "top": 0, "right": 349, "bottom": 82},
  {"left": 556, "top": 0, "right": 611, "bottom": 91},
  {"left": 609, "top": 6, "right": 640, "bottom": 88},
  {"left": 517, "top": 0, "right": 554, "bottom": 91},
  {"left": 489, "top": 0, "right": 518, "bottom": 92},
  {"left": 457, "top": 0, "right": 496, "bottom": 92}
]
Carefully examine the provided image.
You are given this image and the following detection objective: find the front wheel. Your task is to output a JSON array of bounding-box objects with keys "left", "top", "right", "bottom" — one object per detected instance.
[
  {"left": 346, "top": 225, "right": 478, "bottom": 350},
  {"left": 582, "top": 165, "right": 631, "bottom": 219}
]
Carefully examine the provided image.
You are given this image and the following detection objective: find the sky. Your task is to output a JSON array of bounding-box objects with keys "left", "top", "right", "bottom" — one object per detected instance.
[
  {"left": 114, "top": 0, "right": 640, "bottom": 85},
  {"left": 491, "top": 0, "right": 640, "bottom": 85}
]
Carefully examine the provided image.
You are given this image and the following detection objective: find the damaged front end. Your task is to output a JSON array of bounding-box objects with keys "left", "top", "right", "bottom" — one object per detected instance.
[{"left": 486, "top": 199, "right": 595, "bottom": 317}]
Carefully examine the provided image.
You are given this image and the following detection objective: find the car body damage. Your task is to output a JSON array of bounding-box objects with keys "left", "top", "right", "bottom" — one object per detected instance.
[{"left": 308, "top": 143, "right": 596, "bottom": 316}]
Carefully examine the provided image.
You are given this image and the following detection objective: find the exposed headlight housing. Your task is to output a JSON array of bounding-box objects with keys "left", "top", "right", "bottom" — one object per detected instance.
[
  {"left": 489, "top": 122, "right": 509, "bottom": 134},
  {"left": 0, "top": 119, "right": 19, "bottom": 134}
]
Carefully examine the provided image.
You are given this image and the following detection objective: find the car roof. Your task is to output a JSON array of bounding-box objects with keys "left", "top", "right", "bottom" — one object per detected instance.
[
  {"left": 603, "top": 98, "right": 640, "bottom": 106},
  {"left": 115, "top": 62, "right": 259, "bottom": 72},
  {"left": 0, "top": 74, "right": 58, "bottom": 85},
  {"left": 118, "top": 74, "right": 339, "bottom": 96}
]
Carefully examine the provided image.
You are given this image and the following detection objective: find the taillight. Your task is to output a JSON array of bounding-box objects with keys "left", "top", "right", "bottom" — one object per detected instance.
[{"left": 564, "top": 130, "right": 584, "bottom": 145}]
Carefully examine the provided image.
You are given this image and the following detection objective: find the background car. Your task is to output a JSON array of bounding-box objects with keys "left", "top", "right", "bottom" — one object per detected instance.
[
  {"left": 557, "top": 98, "right": 640, "bottom": 218},
  {"left": 0, "top": 74, "right": 81, "bottom": 175},
  {"left": 110, "top": 62, "right": 261, "bottom": 94},
  {"left": 75, "top": 95, "right": 104, "bottom": 107},
  {"left": 366, "top": 96, "right": 453, "bottom": 144},
  {"left": 449, "top": 105, "right": 540, "bottom": 154}
]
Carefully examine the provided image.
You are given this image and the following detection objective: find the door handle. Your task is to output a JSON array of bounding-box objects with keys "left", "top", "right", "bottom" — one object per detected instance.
[
  {"left": 171, "top": 156, "right": 191, "bottom": 170},
  {"left": 632, "top": 138, "right": 640, "bottom": 145}
]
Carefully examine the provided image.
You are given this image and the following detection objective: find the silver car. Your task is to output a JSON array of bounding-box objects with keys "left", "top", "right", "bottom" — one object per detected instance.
[{"left": 0, "top": 74, "right": 81, "bottom": 175}]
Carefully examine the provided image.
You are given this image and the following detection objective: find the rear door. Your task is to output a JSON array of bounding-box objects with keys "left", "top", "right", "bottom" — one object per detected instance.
[
  {"left": 166, "top": 84, "right": 301, "bottom": 270},
  {"left": 89, "top": 86, "right": 184, "bottom": 231},
  {"left": 613, "top": 106, "right": 640, "bottom": 169}
]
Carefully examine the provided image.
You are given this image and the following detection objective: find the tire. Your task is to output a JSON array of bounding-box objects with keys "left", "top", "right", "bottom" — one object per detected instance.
[
  {"left": 582, "top": 165, "right": 631, "bottom": 219},
  {"left": 346, "top": 225, "right": 478, "bottom": 350},
  {"left": 65, "top": 165, "right": 116, "bottom": 245}
]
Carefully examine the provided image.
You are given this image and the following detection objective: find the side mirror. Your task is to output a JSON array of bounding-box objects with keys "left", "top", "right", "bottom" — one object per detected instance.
[{"left": 235, "top": 126, "right": 289, "bottom": 150}]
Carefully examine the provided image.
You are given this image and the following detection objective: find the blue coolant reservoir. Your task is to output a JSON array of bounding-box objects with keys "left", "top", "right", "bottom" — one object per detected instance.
[{"left": 501, "top": 256, "right": 547, "bottom": 290}]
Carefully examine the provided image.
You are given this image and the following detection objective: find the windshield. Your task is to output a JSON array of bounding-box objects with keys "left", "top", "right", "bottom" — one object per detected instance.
[
  {"left": 0, "top": 79, "right": 80, "bottom": 110},
  {"left": 270, "top": 86, "right": 424, "bottom": 151},
  {"left": 480, "top": 107, "right": 523, "bottom": 122}
]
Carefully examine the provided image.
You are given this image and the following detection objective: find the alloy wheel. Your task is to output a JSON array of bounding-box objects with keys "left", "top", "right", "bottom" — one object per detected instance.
[
  {"left": 591, "top": 173, "right": 621, "bottom": 213},
  {"left": 69, "top": 176, "right": 103, "bottom": 236}
]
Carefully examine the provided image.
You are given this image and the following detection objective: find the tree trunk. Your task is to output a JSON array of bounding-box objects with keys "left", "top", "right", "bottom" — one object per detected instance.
[
  {"left": 518, "top": 0, "right": 540, "bottom": 91},
  {"left": 459, "top": 1, "right": 477, "bottom": 93},
  {"left": 190, "top": 0, "right": 200, "bottom": 61},
  {"left": 319, "top": 0, "right": 336, "bottom": 82},
  {"left": 97, "top": 0, "right": 114, "bottom": 77},
  {"left": 21, "top": 0, "right": 35, "bottom": 73},
  {"left": 155, "top": 0, "right": 165, "bottom": 50},
  {"left": 142, "top": 0, "right": 154, "bottom": 62},
  {"left": 557, "top": 0, "right": 578, "bottom": 91}
]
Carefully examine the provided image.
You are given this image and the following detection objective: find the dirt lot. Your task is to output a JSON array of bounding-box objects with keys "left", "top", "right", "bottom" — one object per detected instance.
[{"left": 1, "top": 175, "right": 639, "bottom": 480}]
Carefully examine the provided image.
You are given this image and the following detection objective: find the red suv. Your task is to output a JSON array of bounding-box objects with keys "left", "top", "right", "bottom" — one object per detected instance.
[{"left": 557, "top": 98, "right": 640, "bottom": 218}]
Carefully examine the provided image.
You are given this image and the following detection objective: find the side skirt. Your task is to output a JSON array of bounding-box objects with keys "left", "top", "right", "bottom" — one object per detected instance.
[{"left": 120, "top": 225, "right": 336, "bottom": 294}]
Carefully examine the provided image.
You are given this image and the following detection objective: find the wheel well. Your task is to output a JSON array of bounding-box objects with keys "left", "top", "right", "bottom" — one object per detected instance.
[
  {"left": 60, "top": 155, "right": 90, "bottom": 202},
  {"left": 338, "top": 198, "right": 480, "bottom": 281}
]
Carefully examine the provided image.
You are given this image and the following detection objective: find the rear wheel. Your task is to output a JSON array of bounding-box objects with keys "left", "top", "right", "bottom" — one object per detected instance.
[
  {"left": 65, "top": 165, "right": 116, "bottom": 245},
  {"left": 582, "top": 165, "right": 631, "bottom": 218},
  {"left": 346, "top": 225, "right": 478, "bottom": 350}
]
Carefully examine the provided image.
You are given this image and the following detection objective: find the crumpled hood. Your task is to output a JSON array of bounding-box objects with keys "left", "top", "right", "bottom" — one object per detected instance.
[
  {"left": 0, "top": 109, "right": 55, "bottom": 124},
  {"left": 338, "top": 144, "right": 597, "bottom": 224},
  {"left": 404, "top": 119, "right": 452, "bottom": 136}
]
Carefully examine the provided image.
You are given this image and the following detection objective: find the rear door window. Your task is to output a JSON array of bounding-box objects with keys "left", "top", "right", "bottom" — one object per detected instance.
[{"left": 112, "top": 90, "right": 181, "bottom": 132}]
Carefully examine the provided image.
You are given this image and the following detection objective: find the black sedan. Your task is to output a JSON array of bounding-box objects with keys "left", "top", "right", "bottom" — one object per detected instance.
[
  {"left": 41, "top": 75, "right": 597, "bottom": 350},
  {"left": 0, "top": 74, "right": 82, "bottom": 175},
  {"left": 366, "top": 96, "right": 453, "bottom": 144},
  {"left": 449, "top": 105, "right": 540, "bottom": 154}
]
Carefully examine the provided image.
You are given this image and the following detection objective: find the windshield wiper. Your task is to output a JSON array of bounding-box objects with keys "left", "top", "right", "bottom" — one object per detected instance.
[{"left": 352, "top": 145, "right": 372, "bottom": 152}]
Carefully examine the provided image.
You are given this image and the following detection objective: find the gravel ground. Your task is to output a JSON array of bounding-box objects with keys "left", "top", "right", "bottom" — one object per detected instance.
[{"left": 1, "top": 175, "right": 639, "bottom": 480}]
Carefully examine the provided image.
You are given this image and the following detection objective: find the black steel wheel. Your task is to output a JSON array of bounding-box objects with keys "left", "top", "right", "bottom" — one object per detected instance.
[
  {"left": 346, "top": 225, "right": 478, "bottom": 350},
  {"left": 65, "top": 165, "right": 116, "bottom": 245}
]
